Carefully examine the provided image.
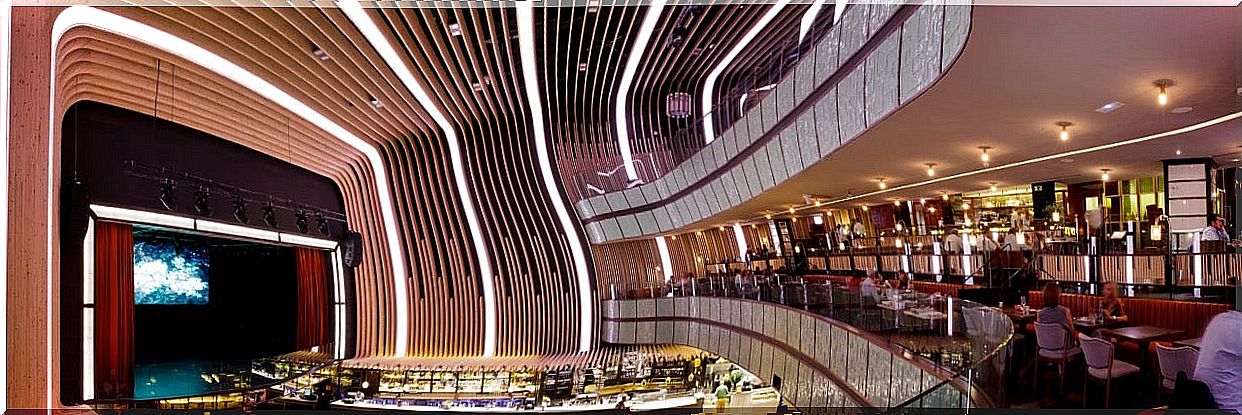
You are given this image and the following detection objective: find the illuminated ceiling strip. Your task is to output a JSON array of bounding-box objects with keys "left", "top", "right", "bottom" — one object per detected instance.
[
  {"left": 614, "top": 0, "right": 667, "bottom": 182},
  {"left": 732, "top": 224, "right": 748, "bottom": 260},
  {"left": 81, "top": 219, "right": 95, "bottom": 402},
  {"left": 196, "top": 219, "right": 280, "bottom": 241},
  {"left": 799, "top": 0, "right": 829, "bottom": 43},
  {"left": 820, "top": 110, "right": 1242, "bottom": 207},
  {"left": 834, "top": 0, "right": 847, "bottom": 23},
  {"left": 89, "top": 204, "right": 196, "bottom": 229},
  {"left": 655, "top": 236, "right": 673, "bottom": 282},
  {"left": 51, "top": 6, "right": 412, "bottom": 356},
  {"left": 339, "top": 1, "right": 495, "bottom": 357},
  {"left": 0, "top": 1, "right": 10, "bottom": 410},
  {"left": 701, "top": 0, "right": 791, "bottom": 144},
  {"left": 516, "top": 2, "right": 596, "bottom": 353},
  {"left": 280, "top": 233, "right": 339, "bottom": 250}
]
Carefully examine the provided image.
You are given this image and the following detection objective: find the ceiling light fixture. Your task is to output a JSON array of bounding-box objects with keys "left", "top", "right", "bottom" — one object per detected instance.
[
  {"left": 925, "top": 163, "right": 937, "bottom": 177},
  {"left": 788, "top": 207, "right": 796, "bottom": 214},
  {"left": 876, "top": 177, "right": 887, "bottom": 190},
  {"left": 231, "top": 196, "right": 248, "bottom": 224},
  {"left": 861, "top": 205, "right": 869, "bottom": 211},
  {"left": 448, "top": 22, "right": 462, "bottom": 37},
  {"left": 578, "top": 62, "right": 588, "bottom": 72},
  {"left": 1176, "top": 149, "right": 1182, "bottom": 155},
  {"left": 368, "top": 96, "right": 382, "bottom": 109},
  {"left": 1056, "top": 121, "right": 1072, "bottom": 141},
  {"left": 158, "top": 182, "right": 176, "bottom": 211},
  {"left": 989, "top": 182, "right": 998, "bottom": 192},
  {"left": 1100, "top": 168, "right": 1111, "bottom": 182},
  {"left": 978, "top": 146, "right": 991, "bottom": 166},
  {"left": 1094, "top": 100, "right": 1125, "bottom": 113},
  {"left": 1155, "top": 79, "right": 1172, "bottom": 106},
  {"left": 893, "top": 199, "right": 901, "bottom": 206},
  {"left": 941, "top": 193, "right": 949, "bottom": 201},
  {"left": 311, "top": 45, "right": 329, "bottom": 61},
  {"left": 193, "top": 189, "right": 212, "bottom": 217},
  {"left": 261, "top": 204, "right": 277, "bottom": 227},
  {"left": 1171, "top": 106, "right": 1193, "bottom": 114}
]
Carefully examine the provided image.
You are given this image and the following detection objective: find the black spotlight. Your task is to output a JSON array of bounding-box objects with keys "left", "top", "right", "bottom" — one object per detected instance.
[
  {"left": 295, "top": 210, "right": 310, "bottom": 234},
  {"left": 231, "top": 196, "right": 249, "bottom": 224},
  {"left": 194, "top": 189, "right": 212, "bottom": 217},
  {"left": 158, "top": 182, "right": 176, "bottom": 211},
  {"left": 316, "top": 214, "right": 329, "bottom": 235},
  {"left": 262, "top": 204, "right": 278, "bottom": 227}
]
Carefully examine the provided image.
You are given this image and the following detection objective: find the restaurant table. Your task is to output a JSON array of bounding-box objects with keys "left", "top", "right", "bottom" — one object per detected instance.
[
  {"left": 1073, "top": 316, "right": 1127, "bottom": 333},
  {"left": 1174, "top": 337, "right": 1203, "bottom": 349},
  {"left": 1100, "top": 326, "right": 1186, "bottom": 375},
  {"left": 998, "top": 306, "right": 1038, "bottom": 325}
]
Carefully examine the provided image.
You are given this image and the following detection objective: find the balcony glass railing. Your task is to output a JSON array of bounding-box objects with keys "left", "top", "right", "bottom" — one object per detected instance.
[{"left": 606, "top": 275, "right": 1014, "bottom": 409}]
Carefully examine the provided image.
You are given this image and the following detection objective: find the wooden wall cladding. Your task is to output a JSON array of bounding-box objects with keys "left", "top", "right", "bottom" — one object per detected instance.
[{"left": 590, "top": 238, "right": 662, "bottom": 295}]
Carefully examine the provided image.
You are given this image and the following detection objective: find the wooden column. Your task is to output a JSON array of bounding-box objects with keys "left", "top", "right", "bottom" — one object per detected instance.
[{"left": 9, "top": 6, "right": 64, "bottom": 409}]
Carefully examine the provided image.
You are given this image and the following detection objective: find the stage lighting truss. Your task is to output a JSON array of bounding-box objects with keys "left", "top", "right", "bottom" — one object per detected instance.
[{"left": 123, "top": 160, "right": 346, "bottom": 230}]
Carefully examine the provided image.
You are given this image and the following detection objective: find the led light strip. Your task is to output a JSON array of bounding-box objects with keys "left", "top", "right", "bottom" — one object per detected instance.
[
  {"left": 655, "top": 236, "right": 673, "bottom": 282},
  {"left": 516, "top": 2, "right": 596, "bottom": 353},
  {"left": 799, "top": 0, "right": 829, "bottom": 43},
  {"left": 338, "top": 1, "right": 495, "bottom": 357},
  {"left": 732, "top": 224, "right": 748, "bottom": 261},
  {"left": 81, "top": 219, "right": 94, "bottom": 402},
  {"left": 701, "top": 0, "right": 790, "bottom": 144},
  {"left": 0, "top": 1, "right": 10, "bottom": 410},
  {"left": 614, "top": 0, "right": 667, "bottom": 182}
]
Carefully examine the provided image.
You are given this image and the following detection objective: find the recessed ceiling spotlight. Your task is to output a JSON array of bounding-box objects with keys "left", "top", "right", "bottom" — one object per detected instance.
[
  {"left": 1155, "top": 79, "right": 1173, "bottom": 106},
  {"left": 448, "top": 22, "right": 463, "bottom": 37},
  {"left": 578, "top": 62, "right": 588, "bottom": 71},
  {"left": 1056, "top": 121, "right": 1072, "bottom": 141},
  {"left": 1171, "top": 106, "right": 1193, "bottom": 114},
  {"left": 925, "top": 163, "right": 937, "bottom": 177},
  {"left": 1232, "top": 158, "right": 1240, "bottom": 163},
  {"left": 978, "top": 146, "right": 991, "bottom": 166},
  {"left": 1094, "top": 101, "right": 1125, "bottom": 113},
  {"left": 876, "top": 177, "right": 887, "bottom": 190},
  {"left": 311, "top": 45, "right": 330, "bottom": 61},
  {"left": 1100, "top": 168, "right": 1111, "bottom": 182},
  {"left": 1176, "top": 149, "right": 1182, "bottom": 155},
  {"left": 368, "top": 96, "right": 382, "bottom": 109},
  {"left": 471, "top": 82, "right": 484, "bottom": 91}
]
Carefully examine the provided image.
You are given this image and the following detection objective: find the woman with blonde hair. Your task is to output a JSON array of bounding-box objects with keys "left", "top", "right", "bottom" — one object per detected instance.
[{"left": 1100, "top": 281, "right": 1128, "bottom": 322}]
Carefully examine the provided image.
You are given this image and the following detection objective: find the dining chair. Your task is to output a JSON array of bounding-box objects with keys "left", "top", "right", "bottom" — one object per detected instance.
[
  {"left": 1155, "top": 344, "right": 1200, "bottom": 400},
  {"left": 1034, "top": 321, "right": 1081, "bottom": 397},
  {"left": 1080, "top": 333, "right": 1141, "bottom": 408}
]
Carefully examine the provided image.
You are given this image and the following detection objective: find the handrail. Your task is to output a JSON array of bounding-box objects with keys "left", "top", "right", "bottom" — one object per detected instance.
[{"left": 605, "top": 277, "right": 1013, "bottom": 409}]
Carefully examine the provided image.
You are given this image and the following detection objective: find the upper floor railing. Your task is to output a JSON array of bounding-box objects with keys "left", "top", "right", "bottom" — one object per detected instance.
[{"left": 604, "top": 276, "right": 1014, "bottom": 410}]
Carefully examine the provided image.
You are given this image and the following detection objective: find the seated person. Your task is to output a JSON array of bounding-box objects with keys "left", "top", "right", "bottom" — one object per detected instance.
[
  {"left": 1099, "top": 281, "right": 1128, "bottom": 322},
  {"left": 1037, "top": 282, "right": 1079, "bottom": 345},
  {"left": 860, "top": 271, "right": 880, "bottom": 301},
  {"left": 896, "top": 272, "right": 912, "bottom": 290},
  {"left": 1194, "top": 309, "right": 1242, "bottom": 414}
]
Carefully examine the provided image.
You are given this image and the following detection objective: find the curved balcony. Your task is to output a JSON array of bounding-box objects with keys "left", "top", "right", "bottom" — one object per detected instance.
[
  {"left": 601, "top": 278, "right": 1013, "bottom": 410},
  {"left": 578, "top": 2, "right": 972, "bottom": 242}
]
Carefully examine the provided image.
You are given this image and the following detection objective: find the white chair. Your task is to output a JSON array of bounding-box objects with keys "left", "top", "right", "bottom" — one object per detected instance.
[
  {"left": 1034, "top": 322, "right": 1081, "bottom": 396},
  {"left": 1080, "top": 333, "right": 1140, "bottom": 408},
  {"left": 1155, "top": 344, "right": 1200, "bottom": 398}
]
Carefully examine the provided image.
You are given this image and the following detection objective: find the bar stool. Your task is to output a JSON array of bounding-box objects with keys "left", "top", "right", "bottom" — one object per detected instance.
[{"left": 1080, "top": 333, "right": 1140, "bottom": 408}]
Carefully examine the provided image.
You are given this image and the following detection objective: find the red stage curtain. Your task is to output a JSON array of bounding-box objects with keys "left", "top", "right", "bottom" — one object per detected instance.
[
  {"left": 94, "top": 221, "right": 134, "bottom": 398},
  {"left": 296, "top": 247, "right": 331, "bottom": 351}
]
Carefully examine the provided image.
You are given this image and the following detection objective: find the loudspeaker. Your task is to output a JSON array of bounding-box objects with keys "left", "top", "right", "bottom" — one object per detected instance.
[
  {"left": 341, "top": 231, "right": 363, "bottom": 268},
  {"left": 62, "top": 179, "right": 92, "bottom": 242}
]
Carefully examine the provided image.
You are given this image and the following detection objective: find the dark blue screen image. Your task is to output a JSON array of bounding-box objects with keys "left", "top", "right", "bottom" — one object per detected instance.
[{"left": 133, "top": 238, "right": 210, "bottom": 305}]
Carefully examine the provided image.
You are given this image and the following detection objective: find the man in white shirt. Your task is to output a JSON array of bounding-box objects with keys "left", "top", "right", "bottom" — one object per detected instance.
[
  {"left": 1195, "top": 310, "right": 1242, "bottom": 414},
  {"left": 944, "top": 230, "right": 962, "bottom": 253},
  {"left": 852, "top": 221, "right": 866, "bottom": 238},
  {"left": 1202, "top": 214, "right": 1241, "bottom": 247}
]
